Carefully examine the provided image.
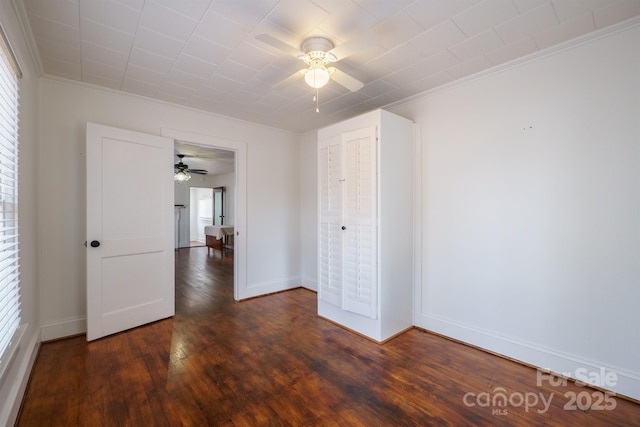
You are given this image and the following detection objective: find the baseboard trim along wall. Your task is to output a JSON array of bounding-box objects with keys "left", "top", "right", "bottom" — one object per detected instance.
[
  {"left": 0, "top": 326, "right": 39, "bottom": 427},
  {"left": 415, "top": 313, "right": 640, "bottom": 402},
  {"left": 240, "top": 277, "right": 301, "bottom": 300},
  {"left": 41, "top": 316, "right": 86, "bottom": 341}
]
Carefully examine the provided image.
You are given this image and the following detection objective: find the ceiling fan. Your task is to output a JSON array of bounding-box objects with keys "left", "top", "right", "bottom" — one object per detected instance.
[
  {"left": 174, "top": 154, "right": 207, "bottom": 182},
  {"left": 255, "top": 32, "right": 375, "bottom": 110}
]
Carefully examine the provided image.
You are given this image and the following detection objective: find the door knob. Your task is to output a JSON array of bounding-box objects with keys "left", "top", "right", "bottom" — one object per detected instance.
[
  {"left": 341, "top": 226, "right": 346, "bottom": 230},
  {"left": 90, "top": 240, "right": 101, "bottom": 248}
]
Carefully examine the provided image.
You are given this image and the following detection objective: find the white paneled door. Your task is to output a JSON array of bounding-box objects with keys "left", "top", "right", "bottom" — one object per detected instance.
[{"left": 86, "top": 123, "right": 175, "bottom": 341}]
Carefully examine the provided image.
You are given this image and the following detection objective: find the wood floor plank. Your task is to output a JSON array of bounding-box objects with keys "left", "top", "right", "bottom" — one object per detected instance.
[{"left": 17, "top": 247, "right": 640, "bottom": 426}]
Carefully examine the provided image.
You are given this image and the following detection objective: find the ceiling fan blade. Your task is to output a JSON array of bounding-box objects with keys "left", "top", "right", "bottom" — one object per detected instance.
[
  {"left": 255, "top": 34, "right": 304, "bottom": 58},
  {"left": 326, "top": 31, "right": 376, "bottom": 62},
  {"left": 274, "top": 69, "right": 307, "bottom": 89},
  {"left": 329, "top": 68, "right": 364, "bottom": 92},
  {"left": 189, "top": 169, "right": 208, "bottom": 175}
]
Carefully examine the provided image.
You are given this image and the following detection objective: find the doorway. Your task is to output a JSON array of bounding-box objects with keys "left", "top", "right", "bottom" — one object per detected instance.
[{"left": 166, "top": 127, "right": 247, "bottom": 301}]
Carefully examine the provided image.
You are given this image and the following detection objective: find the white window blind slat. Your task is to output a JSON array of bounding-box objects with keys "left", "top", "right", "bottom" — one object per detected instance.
[{"left": 0, "top": 25, "right": 21, "bottom": 366}]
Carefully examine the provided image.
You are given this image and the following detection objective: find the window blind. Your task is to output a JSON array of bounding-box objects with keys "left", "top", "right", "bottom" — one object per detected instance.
[{"left": 0, "top": 26, "right": 20, "bottom": 365}]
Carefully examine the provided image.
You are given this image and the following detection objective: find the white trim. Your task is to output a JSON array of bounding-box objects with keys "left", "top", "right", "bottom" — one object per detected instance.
[
  {"left": 416, "top": 312, "right": 640, "bottom": 401},
  {"left": 0, "top": 325, "right": 39, "bottom": 427},
  {"left": 40, "top": 316, "right": 86, "bottom": 341},
  {"left": 242, "top": 277, "right": 301, "bottom": 300},
  {"left": 300, "top": 276, "right": 317, "bottom": 292},
  {"left": 10, "top": 0, "right": 43, "bottom": 77},
  {"left": 412, "top": 123, "right": 422, "bottom": 327},
  {"left": 387, "top": 16, "right": 640, "bottom": 110}
]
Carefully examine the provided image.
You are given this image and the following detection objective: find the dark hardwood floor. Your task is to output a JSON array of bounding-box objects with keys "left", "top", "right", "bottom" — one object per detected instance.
[{"left": 17, "top": 247, "right": 640, "bottom": 426}]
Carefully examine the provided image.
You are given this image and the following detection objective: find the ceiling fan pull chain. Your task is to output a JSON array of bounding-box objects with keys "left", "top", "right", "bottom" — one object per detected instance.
[{"left": 315, "top": 88, "right": 320, "bottom": 113}]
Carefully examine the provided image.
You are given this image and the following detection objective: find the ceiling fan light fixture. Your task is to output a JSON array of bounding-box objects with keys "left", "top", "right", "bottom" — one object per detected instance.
[
  {"left": 304, "top": 63, "right": 330, "bottom": 89},
  {"left": 174, "top": 169, "right": 191, "bottom": 182}
]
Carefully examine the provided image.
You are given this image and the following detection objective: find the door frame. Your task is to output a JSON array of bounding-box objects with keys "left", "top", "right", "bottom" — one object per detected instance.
[{"left": 162, "top": 128, "right": 247, "bottom": 301}]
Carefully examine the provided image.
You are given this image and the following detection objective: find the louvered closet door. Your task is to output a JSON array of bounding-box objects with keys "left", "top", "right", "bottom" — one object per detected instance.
[
  {"left": 342, "top": 127, "right": 377, "bottom": 318},
  {"left": 318, "top": 135, "right": 343, "bottom": 307}
]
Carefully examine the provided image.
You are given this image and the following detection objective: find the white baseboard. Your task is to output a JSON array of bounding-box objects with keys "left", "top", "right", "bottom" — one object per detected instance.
[
  {"left": 239, "top": 276, "right": 301, "bottom": 300},
  {"left": 0, "top": 325, "right": 40, "bottom": 427},
  {"left": 416, "top": 313, "right": 640, "bottom": 401},
  {"left": 41, "top": 316, "right": 86, "bottom": 341},
  {"left": 300, "top": 276, "right": 317, "bottom": 292}
]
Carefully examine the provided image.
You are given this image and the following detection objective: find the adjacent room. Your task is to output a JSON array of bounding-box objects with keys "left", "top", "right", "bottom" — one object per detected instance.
[{"left": 1, "top": 0, "right": 639, "bottom": 425}]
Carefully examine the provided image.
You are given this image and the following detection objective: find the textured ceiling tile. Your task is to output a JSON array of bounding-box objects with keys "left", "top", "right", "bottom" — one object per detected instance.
[
  {"left": 83, "top": 73, "right": 121, "bottom": 89},
  {"left": 552, "top": 0, "right": 618, "bottom": 22},
  {"left": 228, "top": 42, "right": 278, "bottom": 71},
  {"left": 139, "top": 1, "right": 199, "bottom": 42},
  {"left": 28, "top": 13, "right": 80, "bottom": 46},
  {"left": 165, "top": 69, "right": 207, "bottom": 90},
  {"left": 409, "top": 19, "right": 468, "bottom": 57},
  {"left": 209, "top": 0, "right": 279, "bottom": 28},
  {"left": 352, "top": 0, "right": 414, "bottom": 21},
  {"left": 593, "top": 0, "right": 640, "bottom": 28},
  {"left": 22, "top": 0, "right": 640, "bottom": 133},
  {"left": 318, "top": 1, "right": 378, "bottom": 41},
  {"left": 405, "top": 0, "right": 480, "bottom": 30},
  {"left": 367, "top": 42, "right": 415, "bottom": 70},
  {"left": 80, "top": 0, "right": 141, "bottom": 34},
  {"left": 359, "top": 79, "right": 395, "bottom": 97},
  {"left": 112, "top": 0, "right": 145, "bottom": 12},
  {"left": 203, "top": 74, "right": 243, "bottom": 93},
  {"left": 534, "top": 13, "right": 595, "bottom": 49},
  {"left": 82, "top": 57, "right": 125, "bottom": 81},
  {"left": 124, "top": 63, "right": 167, "bottom": 86},
  {"left": 121, "top": 77, "right": 161, "bottom": 97},
  {"left": 214, "top": 60, "right": 259, "bottom": 83},
  {"left": 449, "top": 29, "right": 504, "bottom": 61},
  {"left": 41, "top": 56, "right": 82, "bottom": 80},
  {"left": 196, "top": 10, "right": 252, "bottom": 49},
  {"left": 128, "top": 47, "right": 175, "bottom": 74},
  {"left": 173, "top": 54, "right": 218, "bottom": 79},
  {"left": 133, "top": 27, "right": 185, "bottom": 60},
  {"left": 25, "top": 0, "right": 79, "bottom": 27},
  {"left": 485, "top": 36, "right": 539, "bottom": 66},
  {"left": 183, "top": 36, "right": 232, "bottom": 66},
  {"left": 452, "top": 0, "right": 520, "bottom": 37},
  {"left": 81, "top": 41, "right": 129, "bottom": 69},
  {"left": 512, "top": 0, "right": 549, "bottom": 14},
  {"left": 81, "top": 18, "right": 135, "bottom": 52},
  {"left": 494, "top": 3, "right": 559, "bottom": 42},
  {"left": 152, "top": 0, "right": 213, "bottom": 21},
  {"left": 35, "top": 37, "right": 81, "bottom": 64},
  {"left": 266, "top": 0, "right": 331, "bottom": 36},
  {"left": 309, "top": 0, "right": 348, "bottom": 13},
  {"left": 374, "top": 11, "right": 426, "bottom": 49},
  {"left": 404, "top": 71, "right": 455, "bottom": 93},
  {"left": 446, "top": 55, "right": 492, "bottom": 79}
]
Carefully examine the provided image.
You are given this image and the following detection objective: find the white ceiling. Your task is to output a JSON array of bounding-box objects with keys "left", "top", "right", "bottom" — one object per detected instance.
[
  {"left": 174, "top": 141, "right": 234, "bottom": 176},
  {"left": 19, "top": 0, "right": 640, "bottom": 133}
]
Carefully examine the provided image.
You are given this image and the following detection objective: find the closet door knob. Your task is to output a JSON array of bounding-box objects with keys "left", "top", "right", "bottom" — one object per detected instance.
[
  {"left": 90, "top": 240, "right": 101, "bottom": 248},
  {"left": 341, "top": 226, "right": 346, "bottom": 230}
]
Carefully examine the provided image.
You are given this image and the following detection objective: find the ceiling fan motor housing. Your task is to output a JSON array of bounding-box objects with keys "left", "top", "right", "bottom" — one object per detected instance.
[{"left": 300, "top": 37, "right": 336, "bottom": 63}]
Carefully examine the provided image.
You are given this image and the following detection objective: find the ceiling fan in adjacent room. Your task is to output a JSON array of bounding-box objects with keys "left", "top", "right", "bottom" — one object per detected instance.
[
  {"left": 174, "top": 154, "right": 207, "bottom": 182},
  {"left": 255, "top": 32, "right": 375, "bottom": 112}
]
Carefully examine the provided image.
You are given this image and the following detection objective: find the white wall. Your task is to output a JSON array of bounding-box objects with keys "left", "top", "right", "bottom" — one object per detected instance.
[
  {"left": 299, "top": 130, "right": 317, "bottom": 291},
  {"left": 388, "top": 22, "right": 640, "bottom": 400},
  {"left": 0, "top": 0, "right": 40, "bottom": 424},
  {"left": 38, "top": 79, "right": 301, "bottom": 339}
]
